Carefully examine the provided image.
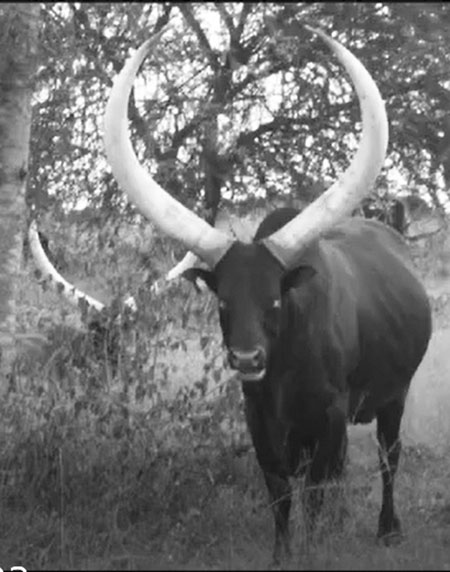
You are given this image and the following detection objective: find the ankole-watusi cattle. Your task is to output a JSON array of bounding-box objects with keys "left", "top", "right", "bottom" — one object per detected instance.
[
  {"left": 32, "top": 24, "right": 432, "bottom": 564},
  {"left": 102, "top": 24, "right": 432, "bottom": 562}
]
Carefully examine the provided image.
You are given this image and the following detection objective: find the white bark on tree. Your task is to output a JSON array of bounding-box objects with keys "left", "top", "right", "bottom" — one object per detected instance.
[{"left": 0, "top": 3, "right": 40, "bottom": 388}]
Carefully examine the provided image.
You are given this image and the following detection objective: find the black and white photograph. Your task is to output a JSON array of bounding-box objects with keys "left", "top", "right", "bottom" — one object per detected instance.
[{"left": 0, "top": 3, "right": 449, "bottom": 569}]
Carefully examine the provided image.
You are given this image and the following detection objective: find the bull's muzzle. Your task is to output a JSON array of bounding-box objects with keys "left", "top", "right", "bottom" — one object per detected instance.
[{"left": 228, "top": 346, "right": 266, "bottom": 381}]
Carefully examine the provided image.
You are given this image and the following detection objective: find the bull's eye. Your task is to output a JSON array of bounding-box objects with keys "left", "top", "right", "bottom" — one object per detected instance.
[
  {"left": 264, "top": 298, "right": 282, "bottom": 336},
  {"left": 218, "top": 299, "right": 230, "bottom": 343}
]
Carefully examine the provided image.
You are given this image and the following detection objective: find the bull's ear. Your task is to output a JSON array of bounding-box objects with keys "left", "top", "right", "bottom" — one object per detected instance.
[
  {"left": 281, "top": 265, "right": 316, "bottom": 293},
  {"left": 182, "top": 268, "right": 217, "bottom": 293}
]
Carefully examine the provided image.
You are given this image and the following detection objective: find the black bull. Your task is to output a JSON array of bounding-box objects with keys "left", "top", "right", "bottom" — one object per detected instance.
[{"left": 188, "top": 206, "right": 431, "bottom": 562}]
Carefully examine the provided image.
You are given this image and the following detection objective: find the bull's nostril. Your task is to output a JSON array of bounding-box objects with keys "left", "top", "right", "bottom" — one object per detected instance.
[
  {"left": 228, "top": 350, "right": 238, "bottom": 369},
  {"left": 252, "top": 347, "right": 265, "bottom": 368},
  {"left": 252, "top": 349, "right": 262, "bottom": 367}
]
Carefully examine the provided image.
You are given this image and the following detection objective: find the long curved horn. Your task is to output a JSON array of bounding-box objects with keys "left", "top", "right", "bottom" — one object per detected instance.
[
  {"left": 103, "top": 27, "right": 235, "bottom": 269},
  {"left": 165, "top": 251, "right": 200, "bottom": 281},
  {"left": 29, "top": 223, "right": 140, "bottom": 313},
  {"left": 163, "top": 210, "right": 246, "bottom": 283},
  {"left": 28, "top": 221, "right": 106, "bottom": 312},
  {"left": 262, "top": 26, "right": 389, "bottom": 268}
]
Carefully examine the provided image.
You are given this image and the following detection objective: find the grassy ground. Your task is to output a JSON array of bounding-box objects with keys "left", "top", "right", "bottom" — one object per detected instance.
[
  {"left": 3, "top": 422, "right": 449, "bottom": 570},
  {"left": 1, "top": 222, "right": 450, "bottom": 570}
]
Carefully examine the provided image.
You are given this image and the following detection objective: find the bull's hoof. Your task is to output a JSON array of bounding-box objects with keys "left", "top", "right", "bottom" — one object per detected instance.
[
  {"left": 270, "top": 544, "right": 291, "bottom": 570},
  {"left": 270, "top": 554, "right": 291, "bottom": 570},
  {"left": 336, "top": 502, "right": 350, "bottom": 528},
  {"left": 377, "top": 515, "right": 404, "bottom": 546},
  {"left": 377, "top": 530, "right": 404, "bottom": 546}
]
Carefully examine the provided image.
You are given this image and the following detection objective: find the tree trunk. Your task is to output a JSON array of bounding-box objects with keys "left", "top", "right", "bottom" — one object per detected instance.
[{"left": 0, "top": 4, "right": 40, "bottom": 388}]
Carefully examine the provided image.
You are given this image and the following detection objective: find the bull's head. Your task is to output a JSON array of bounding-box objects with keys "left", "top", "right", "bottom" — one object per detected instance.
[{"left": 104, "top": 25, "right": 388, "bottom": 382}]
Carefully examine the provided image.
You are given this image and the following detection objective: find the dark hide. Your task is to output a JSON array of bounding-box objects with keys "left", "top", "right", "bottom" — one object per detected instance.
[{"left": 187, "top": 207, "right": 432, "bottom": 563}]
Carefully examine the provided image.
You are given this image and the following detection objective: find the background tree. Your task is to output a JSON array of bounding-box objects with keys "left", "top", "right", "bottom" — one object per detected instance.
[
  {"left": 0, "top": 3, "right": 40, "bottom": 384},
  {"left": 26, "top": 3, "right": 450, "bottom": 289}
]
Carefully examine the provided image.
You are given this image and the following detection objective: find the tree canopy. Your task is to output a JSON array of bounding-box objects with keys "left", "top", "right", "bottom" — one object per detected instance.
[{"left": 28, "top": 2, "right": 450, "bottom": 232}]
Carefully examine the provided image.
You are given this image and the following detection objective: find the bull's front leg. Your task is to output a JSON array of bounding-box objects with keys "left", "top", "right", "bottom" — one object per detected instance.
[
  {"left": 243, "top": 387, "right": 292, "bottom": 566},
  {"left": 263, "top": 471, "right": 292, "bottom": 564},
  {"left": 303, "top": 402, "right": 348, "bottom": 534}
]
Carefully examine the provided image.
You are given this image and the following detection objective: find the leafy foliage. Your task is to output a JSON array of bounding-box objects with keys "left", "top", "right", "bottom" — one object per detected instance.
[{"left": 29, "top": 2, "right": 450, "bottom": 234}]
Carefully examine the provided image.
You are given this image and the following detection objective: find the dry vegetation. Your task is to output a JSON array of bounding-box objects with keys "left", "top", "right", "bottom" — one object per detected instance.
[{"left": 1, "top": 220, "right": 450, "bottom": 570}]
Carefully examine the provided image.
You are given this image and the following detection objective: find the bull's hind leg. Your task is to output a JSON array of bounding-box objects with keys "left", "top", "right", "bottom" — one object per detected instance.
[{"left": 376, "top": 398, "right": 405, "bottom": 543}]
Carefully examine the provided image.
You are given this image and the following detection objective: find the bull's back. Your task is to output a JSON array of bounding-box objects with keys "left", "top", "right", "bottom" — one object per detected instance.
[{"left": 322, "top": 218, "right": 432, "bottom": 417}]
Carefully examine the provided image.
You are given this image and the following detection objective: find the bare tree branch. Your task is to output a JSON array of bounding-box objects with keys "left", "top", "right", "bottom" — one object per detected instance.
[
  {"left": 176, "top": 3, "right": 219, "bottom": 70},
  {"left": 215, "top": 3, "right": 235, "bottom": 37},
  {"left": 236, "top": 3, "right": 255, "bottom": 39}
]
